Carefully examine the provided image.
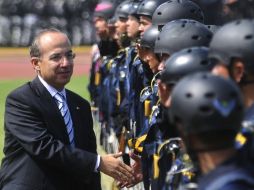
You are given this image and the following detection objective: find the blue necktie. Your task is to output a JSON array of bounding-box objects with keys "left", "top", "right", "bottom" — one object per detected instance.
[{"left": 54, "top": 92, "right": 75, "bottom": 147}]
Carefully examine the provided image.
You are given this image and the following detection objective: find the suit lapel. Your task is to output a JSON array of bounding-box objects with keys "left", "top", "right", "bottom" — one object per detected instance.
[{"left": 30, "top": 77, "right": 70, "bottom": 143}]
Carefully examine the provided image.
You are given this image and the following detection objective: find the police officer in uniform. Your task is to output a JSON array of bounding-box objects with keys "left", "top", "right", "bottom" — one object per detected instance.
[
  {"left": 153, "top": 47, "right": 214, "bottom": 190},
  {"left": 90, "top": 0, "right": 119, "bottom": 151},
  {"left": 170, "top": 72, "right": 254, "bottom": 190},
  {"left": 88, "top": 0, "right": 117, "bottom": 107},
  {"left": 129, "top": 20, "right": 213, "bottom": 190},
  {"left": 209, "top": 19, "right": 254, "bottom": 148},
  {"left": 137, "top": 0, "right": 168, "bottom": 37},
  {"left": 132, "top": 1, "right": 207, "bottom": 157}
]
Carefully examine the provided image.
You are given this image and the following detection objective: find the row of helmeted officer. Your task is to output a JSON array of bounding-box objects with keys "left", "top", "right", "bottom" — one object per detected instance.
[{"left": 89, "top": 0, "right": 254, "bottom": 189}]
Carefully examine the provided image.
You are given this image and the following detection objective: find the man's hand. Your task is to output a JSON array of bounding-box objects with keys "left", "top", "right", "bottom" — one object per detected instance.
[
  {"left": 99, "top": 152, "right": 135, "bottom": 184},
  {"left": 117, "top": 151, "right": 143, "bottom": 188},
  {"left": 130, "top": 152, "right": 143, "bottom": 182}
]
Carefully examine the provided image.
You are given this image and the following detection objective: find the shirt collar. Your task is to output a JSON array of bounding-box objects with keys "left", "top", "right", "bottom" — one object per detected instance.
[{"left": 38, "top": 75, "right": 66, "bottom": 98}]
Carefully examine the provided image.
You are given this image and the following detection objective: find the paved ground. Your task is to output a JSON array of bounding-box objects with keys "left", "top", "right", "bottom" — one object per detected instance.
[{"left": 0, "top": 47, "right": 91, "bottom": 80}]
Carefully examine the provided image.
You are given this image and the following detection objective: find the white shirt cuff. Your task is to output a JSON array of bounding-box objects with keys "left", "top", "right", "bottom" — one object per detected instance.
[{"left": 94, "top": 155, "right": 100, "bottom": 172}]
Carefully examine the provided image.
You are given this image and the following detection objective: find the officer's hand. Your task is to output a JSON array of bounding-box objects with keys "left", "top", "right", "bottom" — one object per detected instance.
[
  {"left": 99, "top": 152, "right": 135, "bottom": 183},
  {"left": 117, "top": 151, "right": 143, "bottom": 188},
  {"left": 129, "top": 152, "right": 143, "bottom": 183}
]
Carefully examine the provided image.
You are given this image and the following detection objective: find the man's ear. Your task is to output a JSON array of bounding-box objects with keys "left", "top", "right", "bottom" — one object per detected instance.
[
  {"left": 31, "top": 57, "right": 40, "bottom": 72},
  {"left": 232, "top": 61, "right": 244, "bottom": 83}
]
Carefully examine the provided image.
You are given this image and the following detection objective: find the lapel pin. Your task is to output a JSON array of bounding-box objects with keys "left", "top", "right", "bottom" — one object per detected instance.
[{"left": 76, "top": 106, "right": 80, "bottom": 110}]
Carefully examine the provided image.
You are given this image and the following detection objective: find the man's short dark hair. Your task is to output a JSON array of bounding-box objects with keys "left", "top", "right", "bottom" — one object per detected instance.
[{"left": 29, "top": 28, "right": 63, "bottom": 58}]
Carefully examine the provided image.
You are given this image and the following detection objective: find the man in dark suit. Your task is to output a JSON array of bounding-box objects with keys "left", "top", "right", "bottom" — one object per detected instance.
[{"left": 0, "top": 28, "right": 135, "bottom": 190}]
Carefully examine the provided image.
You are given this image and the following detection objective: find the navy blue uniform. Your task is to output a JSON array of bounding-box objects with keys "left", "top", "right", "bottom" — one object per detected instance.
[
  {"left": 107, "top": 49, "right": 127, "bottom": 135},
  {"left": 142, "top": 105, "right": 179, "bottom": 190},
  {"left": 129, "top": 57, "right": 153, "bottom": 138},
  {"left": 236, "top": 103, "right": 254, "bottom": 149},
  {"left": 198, "top": 142, "right": 254, "bottom": 190}
]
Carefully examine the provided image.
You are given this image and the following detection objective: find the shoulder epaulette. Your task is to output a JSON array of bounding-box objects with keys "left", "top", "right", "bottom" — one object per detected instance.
[
  {"left": 107, "top": 59, "right": 114, "bottom": 70},
  {"left": 117, "top": 48, "right": 126, "bottom": 54}
]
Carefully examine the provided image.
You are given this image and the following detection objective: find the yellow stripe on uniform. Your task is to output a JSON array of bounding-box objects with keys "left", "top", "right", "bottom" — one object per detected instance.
[
  {"left": 144, "top": 100, "right": 151, "bottom": 117},
  {"left": 153, "top": 154, "right": 160, "bottom": 179},
  {"left": 95, "top": 72, "right": 101, "bottom": 85},
  {"left": 134, "top": 134, "right": 147, "bottom": 153},
  {"left": 236, "top": 133, "right": 247, "bottom": 146}
]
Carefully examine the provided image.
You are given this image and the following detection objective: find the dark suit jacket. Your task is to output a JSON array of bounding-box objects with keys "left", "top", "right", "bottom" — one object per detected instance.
[{"left": 0, "top": 77, "right": 101, "bottom": 190}]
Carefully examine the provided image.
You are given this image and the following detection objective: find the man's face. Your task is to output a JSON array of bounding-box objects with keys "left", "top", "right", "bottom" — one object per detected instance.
[
  {"left": 33, "top": 32, "right": 74, "bottom": 90},
  {"left": 126, "top": 15, "right": 140, "bottom": 38},
  {"left": 115, "top": 17, "right": 128, "bottom": 36},
  {"left": 157, "top": 79, "right": 173, "bottom": 108},
  {"left": 139, "top": 16, "right": 152, "bottom": 37},
  {"left": 158, "top": 54, "right": 170, "bottom": 71},
  {"left": 146, "top": 50, "right": 160, "bottom": 73},
  {"left": 211, "top": 59, "right": 244, "bottom": 83},
  {"left": 211, "top": 63, "right": 230, "bottom": 79},
  {"left": 94, "top": 17, "right": 109, "bottom": 39}
]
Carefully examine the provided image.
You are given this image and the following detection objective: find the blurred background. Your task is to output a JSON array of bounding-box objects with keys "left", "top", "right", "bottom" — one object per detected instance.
[
  {"left": 0, "top": 0, "right": 231, "bottom": 47},
  {"left": 0, "top": 0, "right": 119, "bottom": 47}
]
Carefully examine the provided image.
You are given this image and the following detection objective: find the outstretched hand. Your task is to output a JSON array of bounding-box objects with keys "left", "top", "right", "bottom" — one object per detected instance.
[
  {"left": 99, "top": 152, "right": 135, "bottom": 184},
  {"left": 117, "top": 151, "right": 143, "bottom": 188}
]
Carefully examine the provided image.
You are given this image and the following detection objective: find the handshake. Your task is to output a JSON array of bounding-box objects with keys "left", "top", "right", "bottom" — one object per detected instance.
[{"left": 99, "top": 152, "right": 143, "bottom": 188}]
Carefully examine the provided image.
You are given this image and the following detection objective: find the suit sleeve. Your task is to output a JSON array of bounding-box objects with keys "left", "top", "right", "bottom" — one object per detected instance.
[{"left": 4, "top": 91, "right": 98, "bottom": 178}]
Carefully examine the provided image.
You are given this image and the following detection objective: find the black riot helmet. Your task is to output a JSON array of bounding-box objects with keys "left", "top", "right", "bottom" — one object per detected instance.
[
  {"left": 140, "top": 25, "right": 160, "bottom": 51},
  {"left": 129, "top": 0, "right": 143, "bottom": 19},
  {"left": 152, "top": 0, "right": 204, "bottom": 28},
  {"left": 206, "top": 25, "right": 220, "bottom": 34},
  {"left": 154, "top": 19, "right": 212, "bottom": 56},
  {"left": 94, "top": 1, "right": 116, "bottom": 21},
  {"left": 137, "top": 0, "right": 168, "bottom": 18},
  {"left": 170, "top": 72, "right": 244, "bottom": 138},
  {"left": 160, "top": 47, "right": 214, "bottom": 85},
  {"left": 209, "top": 19, "right": 254, "bottom": 73},
  {"left": 115, "top": 0, "right": 132, "bottom": 19}
]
